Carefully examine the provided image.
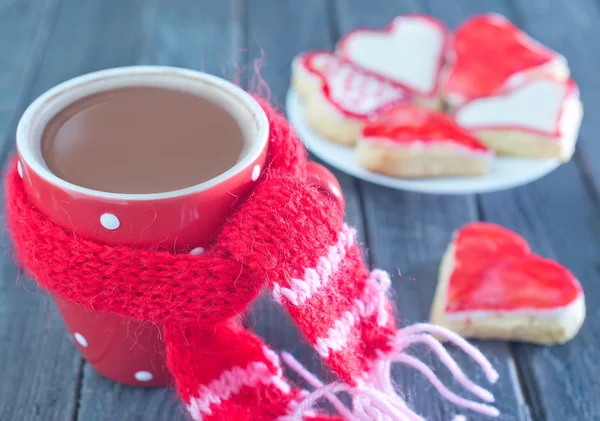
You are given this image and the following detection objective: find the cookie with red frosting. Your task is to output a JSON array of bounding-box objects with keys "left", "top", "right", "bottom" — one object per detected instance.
[
  {"left": 454, "top": 78, "right": 582, "bottom": 161},
  {"left": 430, "top": 222, "right": 585, "bottom": 344},
  {"left": 337, "top": 14, "right": 448, "bottom": 109},
  {"left": 293, "top": 51, "right": 411, "bottom": 146},
  {"left": 291, "top": 51, "right": 344, "bottom": 100},
  {"left": 356, "top": 106, "right": 492, "bottom": 178},
  {"left": 443, "top": 14, "right": 570, "bottom": 107}
]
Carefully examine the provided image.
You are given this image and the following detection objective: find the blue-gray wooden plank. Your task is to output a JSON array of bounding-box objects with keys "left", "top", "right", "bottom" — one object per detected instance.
[
  {"left": 0, "top": 0, "right": 61, "bottom": 157},
  {"left": 0, "top": 1, "right": 85, "bottom": 420},
  {"left": 334, "top": 1, "right": 526, "bottom": 420}
]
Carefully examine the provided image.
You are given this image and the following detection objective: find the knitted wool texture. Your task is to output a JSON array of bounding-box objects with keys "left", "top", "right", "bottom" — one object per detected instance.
[
  {"left": 6, "top": 100, "right": 397, "bottom": 420},
  {"left": 6, "top": 100, "right": 497, "bottom": 421}
]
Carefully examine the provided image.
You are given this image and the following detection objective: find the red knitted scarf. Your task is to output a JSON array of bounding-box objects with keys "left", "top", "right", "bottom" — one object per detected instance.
[{"left": 6, "top": 100, "right": 500, "bottom": 421}]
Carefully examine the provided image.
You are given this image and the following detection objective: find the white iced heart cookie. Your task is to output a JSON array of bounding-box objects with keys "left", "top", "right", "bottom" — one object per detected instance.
[
  {"left": 454, "top": 78, "right": 582, "bottom": 161},
  {"left": 337, "top": 14, "right": 448, "bottom": 109}
]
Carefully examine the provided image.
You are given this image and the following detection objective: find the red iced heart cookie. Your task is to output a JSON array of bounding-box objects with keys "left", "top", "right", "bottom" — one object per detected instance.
[
  {"left": 356, "top": 106, "right": 491, "bottom": 178},
  {"left": 443, "top": 14, "right": 569, "bottom": 106},
  {"left": 430, "top": 222, "right": 585, "bottom": 344},
  {"left": 337, "top": 14, "right": 448, "bottom": 108},
  {"left": 362, "top": 106, "right": 489, "bottom": 152},
  {"left": 454, "top": 77, "right": 582, "bottom": 161},
  {"left": 294, "top": 51, "right": 411, "bottom": 146}
]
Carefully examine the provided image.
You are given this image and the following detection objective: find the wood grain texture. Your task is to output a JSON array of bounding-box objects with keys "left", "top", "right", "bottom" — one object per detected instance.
[
  {"left": 246, "top": 0, "right": 367, "bottom": 381},
  {"left": 0, "top": 239, "right": 82, "bottom": 421},
  {"left": 335, "top": 1, "right": 527, "bottom": 420},
  {"left": 78, "top": 365, "right": 186, "bottom": 421},
  {"left": 0, "top": 1, "right": 84, "bottom": 421},
  {"left": 25, "top": 0, "right": 144, "bottom": 95},
  {"left": 137, "top": 0, "right": 242, "bottom": 75},
  {"left": 245, "top": 0, "right": 333, "bottom": 105},
  {"left": 426, "top": 0, "right": 516, "bottom": 26}
]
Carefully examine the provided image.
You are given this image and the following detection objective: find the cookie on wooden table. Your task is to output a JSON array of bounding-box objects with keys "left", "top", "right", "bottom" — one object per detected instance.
[
  {"left": 299, "top": 54, "right": 411, "bottom": 146},
  {"left": 442, "top": 13, "right": 570, "bottom": 108},
  {"left": 337, "top": 14, "right": 448, "bottom": 109},
  {"left": 355, "top": 106, "right": 492, "bottom": 178},
  {"left": 430, "top": 222, "right": 586, "bottom": 345},
  {"left": 454, "top": 78, "right": 582, "bottom": 161}
]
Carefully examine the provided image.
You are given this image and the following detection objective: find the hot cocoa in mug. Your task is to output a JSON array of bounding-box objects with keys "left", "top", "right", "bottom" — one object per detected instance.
[
  {"left": 42, "top": 86, "right": 246, "bottom": 194},
  {"left": 16, "top": 66, "right": 343, "bottom": 386}
]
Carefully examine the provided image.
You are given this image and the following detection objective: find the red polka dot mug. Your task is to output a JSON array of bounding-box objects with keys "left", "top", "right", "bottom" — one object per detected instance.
[{"left": 15, "top": 66, "right": 343, "bottom": 387}]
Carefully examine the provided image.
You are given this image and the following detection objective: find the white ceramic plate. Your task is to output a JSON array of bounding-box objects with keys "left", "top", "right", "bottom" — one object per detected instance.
[{"left": 286, "top": 89, "right": 561, "bottom": 195}]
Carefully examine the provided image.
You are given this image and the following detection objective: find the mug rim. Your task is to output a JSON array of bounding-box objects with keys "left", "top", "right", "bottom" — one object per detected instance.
[{"left": 16, "top": 66, "right": 269, "bottom": 201}]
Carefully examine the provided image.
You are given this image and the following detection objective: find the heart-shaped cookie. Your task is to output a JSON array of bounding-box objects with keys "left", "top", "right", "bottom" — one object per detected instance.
[
  {"left": 337, "top": 14, "right": 448, "bottom": 108},
  {"left": 356, "top": 106, "right": 491, "bottom": 178},
  {"left": 298, "top": 52, "right": 411, "bottom": 145},
  {"left": 443, "top": 14, "right": 569, "bottom": 106},
  {"left": 291, "top": 51, "right": 345, "bottom": 100},
  {"left": 430, "top": 222, "right": 585, "bottom": 344},
  {"left": 454, "top": 78, "right": 582, "bottom": 161},
  {"left": 320, "top": 62, "right": 411, "bottom": 118}
]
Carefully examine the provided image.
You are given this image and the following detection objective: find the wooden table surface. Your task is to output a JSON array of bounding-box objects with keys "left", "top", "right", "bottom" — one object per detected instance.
[{"left": 1, "top": 0, "right": 599, "bottom": 420}]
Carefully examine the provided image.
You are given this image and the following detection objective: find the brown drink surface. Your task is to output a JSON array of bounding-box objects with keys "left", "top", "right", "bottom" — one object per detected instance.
[{"left": 41, "top": 87, "right": 245, "bottom": 194}]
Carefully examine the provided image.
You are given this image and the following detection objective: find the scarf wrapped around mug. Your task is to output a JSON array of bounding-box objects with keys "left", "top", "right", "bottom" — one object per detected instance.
[{"left": 6, "top": 99, "right": 500, "bottom": 421}]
